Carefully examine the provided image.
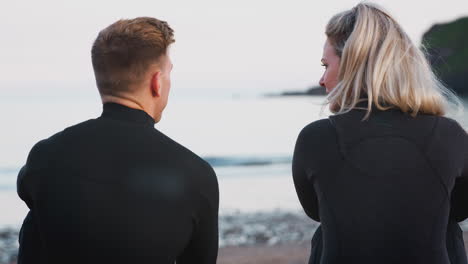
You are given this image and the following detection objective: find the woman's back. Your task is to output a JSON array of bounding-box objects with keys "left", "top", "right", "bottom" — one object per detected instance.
[{"left": 293, "top": 108, "right": 468, "bottom": 263}]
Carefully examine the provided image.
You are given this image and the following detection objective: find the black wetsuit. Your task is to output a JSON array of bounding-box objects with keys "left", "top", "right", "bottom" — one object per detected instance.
[
  {"left": 17, "top": 103, "right": 219, "bottom": 264},
  {"left": 293, "top": 107, "right": 468, "bottom": 264}
]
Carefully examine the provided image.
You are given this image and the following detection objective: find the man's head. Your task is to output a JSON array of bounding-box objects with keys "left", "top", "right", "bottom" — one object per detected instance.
[{"left": 92, "top": 17, "right": 175, "bottom": 122}]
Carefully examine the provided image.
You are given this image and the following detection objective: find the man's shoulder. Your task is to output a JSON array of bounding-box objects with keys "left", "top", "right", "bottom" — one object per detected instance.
[
  {"left": 148, "top": 130, "right": 218, "bottom": 196},
  {"left": 152, "top": 129, "right": 215, "bottom": 175},
  {"left": 39, "top": 118, "right": 97, "bottom": 142},
  {"left": 24, "top": 119, "right": 97, "bottom": 168}
]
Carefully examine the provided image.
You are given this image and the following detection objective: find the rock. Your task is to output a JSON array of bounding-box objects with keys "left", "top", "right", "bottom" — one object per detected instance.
[
  {"left": 219, "top": 211, "right": 319, "bottom": 247},
  {"left": 422, "top": 16, "right": 468, "bottom": 96},
  {"left": 280, "top": 86, "right": 326, "bottom": 96},
  {"left": 0, "top": 229, "right": 18, "bottom": 264},
  {"left": 265, "top": 86, "right": 326, "bottom": 97}
]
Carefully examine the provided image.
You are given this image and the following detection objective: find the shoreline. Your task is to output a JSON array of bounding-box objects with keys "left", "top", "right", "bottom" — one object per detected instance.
[{"left": 220, "top": 210, "right": 318, "bottom": 247}]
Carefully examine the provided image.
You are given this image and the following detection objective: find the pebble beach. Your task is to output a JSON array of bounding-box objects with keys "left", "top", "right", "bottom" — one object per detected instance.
[
  {"left": 0, "top": 211, "right": 318, "bottom": 264},
  {"left": 2, "top": 212, "right": 468, "bottom": 264}
]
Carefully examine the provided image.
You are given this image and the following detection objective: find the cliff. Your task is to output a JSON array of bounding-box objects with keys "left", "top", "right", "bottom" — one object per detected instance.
[{"left": 422, "top": 16, "right": 468, "bottom": 96}]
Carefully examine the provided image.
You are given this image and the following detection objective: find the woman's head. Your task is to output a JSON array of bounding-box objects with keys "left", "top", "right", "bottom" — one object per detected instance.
[
  {"left": 319, "top": 38, "right": 341, "bottom": 93},
  {"left": 321, "top": 3, "right": 459, "bottom": 117}
]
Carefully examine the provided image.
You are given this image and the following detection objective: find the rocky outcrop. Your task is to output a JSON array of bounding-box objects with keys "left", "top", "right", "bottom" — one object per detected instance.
[
  {"left": 422, "top": 17, "right": 468, "bottom": 96},
  {"left": 267, "top": 86, "right": 326, "bottom": 97}
]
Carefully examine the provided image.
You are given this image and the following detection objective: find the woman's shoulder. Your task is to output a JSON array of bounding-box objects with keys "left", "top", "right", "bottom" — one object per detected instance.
[
  {"left": 433, "top": 116, "right": 467, "bottom": 142},
  {"left": 300, "top": 118, "right": 335, "bottom": 135},
  {"left": 436, "top": 116, "right": 466, "bottom": 130},
  {"left": 297, "top": 118, "right": 337, "bottom": 145},
  {"left": 295, "top": 118, "right": 342, "bottom": 165}
]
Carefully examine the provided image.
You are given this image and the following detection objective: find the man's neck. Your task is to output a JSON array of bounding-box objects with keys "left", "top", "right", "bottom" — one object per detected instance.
[{"left": 101, "top": 94, "right": 155, "bottom": 120}]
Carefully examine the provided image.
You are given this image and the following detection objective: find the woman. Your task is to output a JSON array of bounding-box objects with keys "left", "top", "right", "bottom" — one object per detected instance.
[{"left": 292, "top": 3, "right": 468, "bottom": 264}]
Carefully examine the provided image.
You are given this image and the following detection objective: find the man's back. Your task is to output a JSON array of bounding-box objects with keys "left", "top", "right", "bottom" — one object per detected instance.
[{"left": 17, "top": 103, "right": 219, "bottom": 264}]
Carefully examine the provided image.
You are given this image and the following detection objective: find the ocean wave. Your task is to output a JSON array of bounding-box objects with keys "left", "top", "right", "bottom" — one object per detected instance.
[
  {"left": 0, "top": 168, "right": 19, "bottom": 175},
  {"left": 0, "top": 156, "right": 293, "bottom": 174},
  {"left": 203, "top": 156, "right": 292, "bottom": 167}
]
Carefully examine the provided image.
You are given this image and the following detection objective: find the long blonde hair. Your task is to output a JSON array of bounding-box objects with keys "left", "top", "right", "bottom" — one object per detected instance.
[{"left": 326, "top": 3, "right": 460, "bottom": 118}]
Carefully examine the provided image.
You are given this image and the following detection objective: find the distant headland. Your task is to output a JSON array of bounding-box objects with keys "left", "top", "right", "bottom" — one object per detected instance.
[
  {"left": 266, "top": 86, "right": 326, "bottom": 97},
  {"left": 272, "top": 16, "right": 468, "bottom": 98}
]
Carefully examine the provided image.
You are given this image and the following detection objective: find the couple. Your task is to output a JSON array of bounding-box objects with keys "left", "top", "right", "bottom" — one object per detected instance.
[{"left": 17, "top": 3, "right": 468, "bottom": 264}]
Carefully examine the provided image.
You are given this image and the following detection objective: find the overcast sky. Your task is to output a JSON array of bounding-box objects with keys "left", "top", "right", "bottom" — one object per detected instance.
[
  {"left": 1, "top": 0, "right": 467, "bottom": 94},
  {"left": 0, "top": 0, "right": 467, "bottom": 167}
]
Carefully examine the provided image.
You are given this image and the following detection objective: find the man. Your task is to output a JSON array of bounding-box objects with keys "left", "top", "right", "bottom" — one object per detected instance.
[{"left": 17, "top": 17, "right": 219, "bottom": 264}]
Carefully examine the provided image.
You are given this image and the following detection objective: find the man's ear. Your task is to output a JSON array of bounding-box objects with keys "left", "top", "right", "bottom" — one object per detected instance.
[{"left": 150, "top": 71, "right": 162, "bottom": 97}]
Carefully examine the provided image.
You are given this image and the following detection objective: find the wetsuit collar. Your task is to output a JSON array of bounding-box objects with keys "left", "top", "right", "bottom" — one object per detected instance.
[
  {"left": 101, "top": 103, "right": 156, "bottom": 126},
  {"left": 354, "top": 100, "right": 400, "bottom": 112}
]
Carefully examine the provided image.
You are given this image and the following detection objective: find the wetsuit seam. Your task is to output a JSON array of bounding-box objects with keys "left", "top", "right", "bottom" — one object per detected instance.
[
  {"left": 429, "top": 196, "right": 449, "bottom": 252},
  {"left": 423, "top": 117, "right": 452, "bottom": 247},
  {"left": 420, "top": 117, "right": 450, "bottom": 197},
  {"left": 314, "top": 181, "right": 341, "bottom": 262},
  {"left": 344, "top": 134, "right": 450, "bottom": 197},
  {"left": 423, "top": 116, "right": 440, "bottom": 154},
  {"left": 328, "top": 117, "right": 346, "bottom": 159},
  {"left": 324, "top": 118, "right": 344, "bottom": 259}
]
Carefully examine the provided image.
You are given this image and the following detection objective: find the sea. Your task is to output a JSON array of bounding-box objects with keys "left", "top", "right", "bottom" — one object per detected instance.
[{"left": 0, "top": 87, "right": 467, "bottom": 228}]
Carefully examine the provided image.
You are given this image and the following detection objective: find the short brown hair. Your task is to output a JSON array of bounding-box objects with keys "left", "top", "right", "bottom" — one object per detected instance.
[{"left": 91, "top": 17, "right": 175, "bottom": 95}]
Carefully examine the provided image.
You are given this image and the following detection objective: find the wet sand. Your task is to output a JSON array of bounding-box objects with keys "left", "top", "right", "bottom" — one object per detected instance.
[
  {"left": 217, "top": 232, "right": 468, "bottom": 264},
  {"left": 218, "top": 243, "right": 310, "bottom": 264},
  {"left": 1, "top": 227, "right": 467, "bottom": 264}
]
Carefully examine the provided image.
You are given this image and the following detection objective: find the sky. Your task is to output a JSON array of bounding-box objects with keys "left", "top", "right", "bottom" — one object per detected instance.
[
  {"left": 1, "top": 0, "right": 467, "bottom": 94},
  {"left": 0, "top": 0, "right": 467, "bottom": 167}
]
